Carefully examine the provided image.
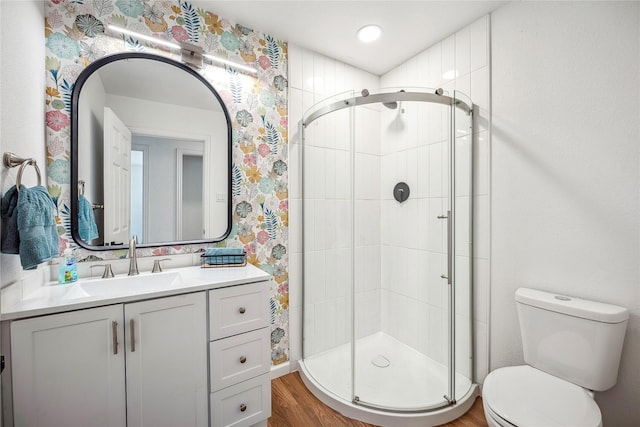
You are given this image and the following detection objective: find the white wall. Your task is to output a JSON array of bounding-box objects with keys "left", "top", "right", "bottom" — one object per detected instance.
[
  {"left": 78, "top": 72, "right": 106, "bottom": 241},
  {"left": 0, "top": 0, "right": 47, "bottom": 288},
  {"left": 0, "top": 2, "right": 45, "bottom": 420},
  {"left": 491, "top": 2, "right": 640, "bottom": 425}
]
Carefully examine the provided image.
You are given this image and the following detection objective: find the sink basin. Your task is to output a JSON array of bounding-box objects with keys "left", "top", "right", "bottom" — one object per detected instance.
[{"left": 62, "top": 272, "right": 183, "bottom": 300}]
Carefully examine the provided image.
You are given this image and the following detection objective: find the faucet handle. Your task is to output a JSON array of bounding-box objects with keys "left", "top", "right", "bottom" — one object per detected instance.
[
  {"left": 152, "top": 258, "right": 170, "bottom": 273},
  {"left": 91, "top": 264, "right": 114, "bottom": 279}
]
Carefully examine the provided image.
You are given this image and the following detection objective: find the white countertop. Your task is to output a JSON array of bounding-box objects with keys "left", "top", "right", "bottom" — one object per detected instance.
[{"left": 1, "top": 264, "right": 271, "bottom": 321}]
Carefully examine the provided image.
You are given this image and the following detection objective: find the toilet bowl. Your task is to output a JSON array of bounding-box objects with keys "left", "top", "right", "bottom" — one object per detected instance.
[
  {"left": 481, "top": 288, "right": 628, "bottom": 427},
  {"left": 482, "top": 365, "right": 601, "bottom": 427}
]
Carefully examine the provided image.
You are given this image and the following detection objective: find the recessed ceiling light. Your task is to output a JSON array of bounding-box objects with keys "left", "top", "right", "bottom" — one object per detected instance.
[{"left": 357, "top": 25, "right": 382, "bottom": 43}]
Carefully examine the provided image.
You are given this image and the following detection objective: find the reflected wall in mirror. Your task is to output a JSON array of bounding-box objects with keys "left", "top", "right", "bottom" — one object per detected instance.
[{"left": 71, "top": 53, "right": 232, "bottom": 250}]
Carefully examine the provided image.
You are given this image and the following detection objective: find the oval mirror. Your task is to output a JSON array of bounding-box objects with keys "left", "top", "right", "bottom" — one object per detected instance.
[{"left": 70, "top": 52, "right": 232, "bottom": 250}]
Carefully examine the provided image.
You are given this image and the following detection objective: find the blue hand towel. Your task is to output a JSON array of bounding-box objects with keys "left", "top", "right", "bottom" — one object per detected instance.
[
  {"left": 17, "top": 186, "right": 58, "bottom": 270},
  {"left": 78, "top": 195, "right": 99, "bottom": 242},
  {"left": 204, "top": 247, "right": 245, "bottom": 257},
  {"left": 1, "top": 185, "right": 58, "bottom": 270},
  {"left": 1, "top": 185, "right": 21, "bottom": 254}
]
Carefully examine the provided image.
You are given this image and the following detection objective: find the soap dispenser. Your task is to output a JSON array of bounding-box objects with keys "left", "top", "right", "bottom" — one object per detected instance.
[{"left": 58, "top": 244, "right": 78, "bottom": 284}]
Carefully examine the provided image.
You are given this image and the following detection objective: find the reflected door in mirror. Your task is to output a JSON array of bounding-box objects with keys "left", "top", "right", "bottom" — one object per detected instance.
[{"left": 103, "top": 107, "right": 131, "bottom": 245}]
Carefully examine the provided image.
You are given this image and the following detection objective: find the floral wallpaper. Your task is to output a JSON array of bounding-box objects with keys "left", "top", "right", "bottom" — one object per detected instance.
[{"left": 44, "top": 0, "right": 289, "bottom": 365}]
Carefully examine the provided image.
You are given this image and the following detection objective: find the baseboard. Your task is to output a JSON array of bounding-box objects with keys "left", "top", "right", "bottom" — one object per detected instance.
[{"left": 270, "top": 361, "right": 291, "bottom": 379}]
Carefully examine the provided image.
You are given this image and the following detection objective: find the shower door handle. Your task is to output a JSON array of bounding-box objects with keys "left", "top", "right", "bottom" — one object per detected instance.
[
  {"left": 437, "top": 211, "right": 453, "bottom": 285},
  {"left": 446, "top": 210, "right": 452, "bottom": 285}
]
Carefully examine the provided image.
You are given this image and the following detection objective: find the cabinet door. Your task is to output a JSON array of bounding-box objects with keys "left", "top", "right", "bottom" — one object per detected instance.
[
  {"left": 125, "top": 292, "right": 207, "bottom": 427},
  {"left": 11, "top": 305, "right": 126, "bottom": 427}
]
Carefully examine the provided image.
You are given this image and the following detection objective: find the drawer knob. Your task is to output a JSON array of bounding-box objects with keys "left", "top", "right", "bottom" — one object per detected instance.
[
  {"left": 240, "top": 403, "right": 247, "bottom": 412},
  {"left": 239, "top": 307, "right": 246, "bottom": 314},
  {"left": 240, "top": 356, "right": 247, "bottom": 364}
]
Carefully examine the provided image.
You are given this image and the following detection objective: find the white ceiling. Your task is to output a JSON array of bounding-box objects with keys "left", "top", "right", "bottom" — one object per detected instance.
[{"left": 190, "top": 1, "right": 506, "bottom": 75}]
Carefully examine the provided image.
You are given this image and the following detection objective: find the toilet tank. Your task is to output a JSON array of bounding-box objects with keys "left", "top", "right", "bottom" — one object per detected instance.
[{"left": 515, "top": 288, "right": 628, "bottom": 391}]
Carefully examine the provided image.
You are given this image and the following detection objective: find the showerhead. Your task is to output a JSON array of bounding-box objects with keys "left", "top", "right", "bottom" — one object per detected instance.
[{"left": 383, "top": 89, "right": 405, "bottom": 109}]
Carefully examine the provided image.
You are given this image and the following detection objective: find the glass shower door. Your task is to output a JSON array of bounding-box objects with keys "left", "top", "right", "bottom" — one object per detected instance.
[
  {"left": 301, "top": 92, "right": 355, "bottom": 403},
  {"left": 353, "top": 94, "right": 453, "bottom": 412}
]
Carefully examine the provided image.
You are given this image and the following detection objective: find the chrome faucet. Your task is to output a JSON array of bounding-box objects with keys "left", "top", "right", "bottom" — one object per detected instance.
[{"left": 128, "top": 236, "right": 139, "bottom": 276}]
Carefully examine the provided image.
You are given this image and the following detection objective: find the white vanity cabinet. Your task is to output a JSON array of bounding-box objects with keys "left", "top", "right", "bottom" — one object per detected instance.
[
  {"left": 208, "top": 281, "right": 272, "bottom": 427},
  {"left": 9, "top": 292, "right": 208, "bottom": 427},
  {"left": 3, "top": 271, "right": 273, "bottom": 427}
]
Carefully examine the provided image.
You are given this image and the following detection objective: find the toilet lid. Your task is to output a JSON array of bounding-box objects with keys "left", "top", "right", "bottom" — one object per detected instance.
[{"left": 483, "top": 366, "right": 602, "bottom": 427}]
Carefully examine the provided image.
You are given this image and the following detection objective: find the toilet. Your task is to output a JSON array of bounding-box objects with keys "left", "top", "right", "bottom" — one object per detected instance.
[{"left": 482, "top": 288, "right": 628, "bottom": 427}]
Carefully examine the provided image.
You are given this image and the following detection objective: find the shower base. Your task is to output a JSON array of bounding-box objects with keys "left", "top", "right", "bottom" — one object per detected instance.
[{"left": 299, "top": 332, "right": 479, "bottom": 427}]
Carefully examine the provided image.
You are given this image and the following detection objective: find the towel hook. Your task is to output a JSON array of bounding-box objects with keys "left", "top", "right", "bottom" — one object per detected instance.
[
  {"left": 78, "top": 180, "right": 85, "bottom": 196},
  {"left": 3, "top": 152, "right": 42, "bottom": 191}
]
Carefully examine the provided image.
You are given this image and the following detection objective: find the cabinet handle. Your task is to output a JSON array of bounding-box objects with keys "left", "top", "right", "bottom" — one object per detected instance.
[
  {"left": 130, "top": 319, "right": 135, "bottom": 352},
  {"left": 239, "top": 307, "right": 246, "bottom": 314},
  {"left": 240, "top": 403, "right": 247, "bottom": 412},
  {"left": 112, "top": 321, "right": 118, "bottom": 355},
  {"left": 240, "top": 356, "right": 247, "bottom": 364}
]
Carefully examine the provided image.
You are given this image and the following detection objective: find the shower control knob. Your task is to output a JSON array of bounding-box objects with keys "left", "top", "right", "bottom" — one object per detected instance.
[{"left": 393, "top": 182, "right": 410, "bottom": 203}]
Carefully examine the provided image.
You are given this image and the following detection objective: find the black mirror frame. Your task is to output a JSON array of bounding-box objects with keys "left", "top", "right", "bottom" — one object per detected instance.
[{"left": 70, "top": 52, "right": 233, "bottom": 251}]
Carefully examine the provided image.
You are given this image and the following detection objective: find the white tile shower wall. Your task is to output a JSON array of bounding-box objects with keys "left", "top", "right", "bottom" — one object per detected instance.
[
  {"left": 353, "top": 102, "right": 384, "bottom": 342},
  {"left": 289, "top": 46, "right": 381, "bottom": 359},
  {"left": 379, "top": 15, "right": 490, "bottom": 381}
]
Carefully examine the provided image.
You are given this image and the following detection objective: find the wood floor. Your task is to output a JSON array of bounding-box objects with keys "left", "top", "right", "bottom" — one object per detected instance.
[{"left": 269, "top": 372, "right": 489, "bottom": 427}]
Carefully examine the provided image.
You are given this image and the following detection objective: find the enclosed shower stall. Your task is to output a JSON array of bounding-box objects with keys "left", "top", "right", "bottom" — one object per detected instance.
[{"left": 299, "top": 88, "right": 476, "bottom": 426}]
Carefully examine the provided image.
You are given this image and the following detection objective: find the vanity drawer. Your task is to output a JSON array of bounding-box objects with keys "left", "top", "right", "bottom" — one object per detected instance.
[
  {"left": 210, "top": 328, "right": 270, "bottom": 391},
  {"left": 210, "top": 373, "right": 271, "bottom": 427},
  {"left": 209, "top": 282, "right": 270, "bottom": 340}
]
